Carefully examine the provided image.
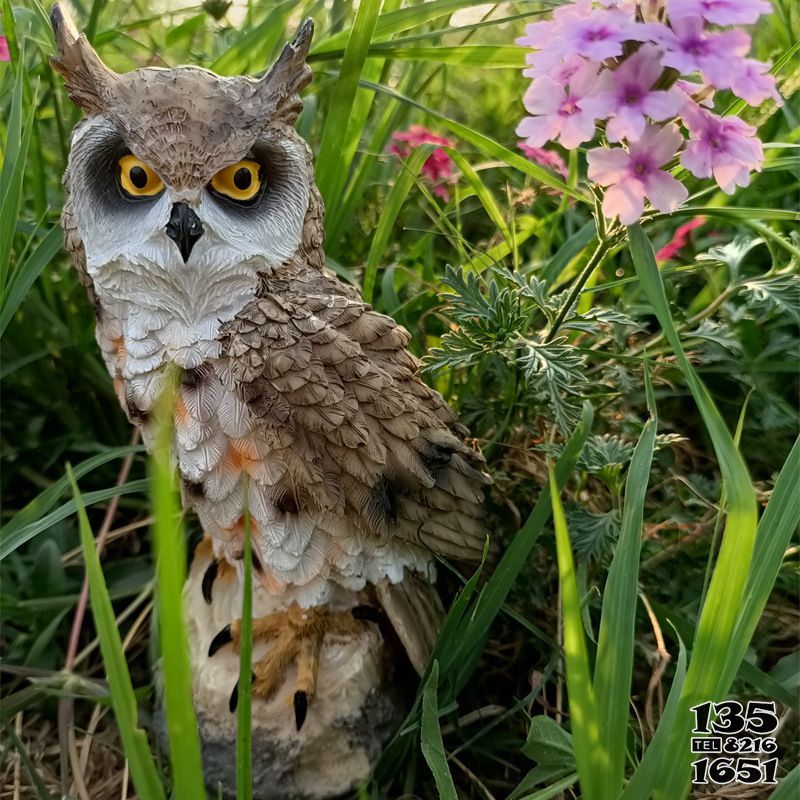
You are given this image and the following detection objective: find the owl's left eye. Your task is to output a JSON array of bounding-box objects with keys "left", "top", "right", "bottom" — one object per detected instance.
[
  {"left": 118, "top": 155, "right": 165, "bottom": 198},
  {"left": 210, "top": 160, "right": 262, "bottom": 203}
]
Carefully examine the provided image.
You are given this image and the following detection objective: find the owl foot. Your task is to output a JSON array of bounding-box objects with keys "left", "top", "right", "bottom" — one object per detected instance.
[
  {"left": 207, "top": 604, "right": 382, "bottom": 730},
  {"left": 190, "top": 535, "right": 237, "bottom": 605}
]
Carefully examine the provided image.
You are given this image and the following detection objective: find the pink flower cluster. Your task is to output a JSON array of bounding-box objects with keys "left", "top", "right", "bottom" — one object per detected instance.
[
  {"left": 515, "top": 0, "right": 778, "bottom": 224},
  {"left": 390, "top": 125, "right": 457, "bottom": 201}
]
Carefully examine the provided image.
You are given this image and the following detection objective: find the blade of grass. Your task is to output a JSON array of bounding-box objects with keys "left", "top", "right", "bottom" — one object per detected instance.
[
  {"left": 237, "top": 479, "right": 254, "bottom": 800},
  {"left": 420, "top": 660, "right": 457, "bottom": 800},
  {"left": 549, "top": 470, "right": 603, "bottom": 800},
  {"left": 628, "top": 224, "right": 758, "bottom": 799},
  {"left": 68, "top": 466, "right": 166, "bottom": 800},
  {"left": 361, "top": 79, "right": 591, "bottom": 203},
  {"left": 0, "top": 478, "right": 150, "bottom": 562},
  {"left": 151, "top": 382, "right": 205, "bottom": 799},
  {"left": 363, "top": 144, "right": 435, "bottom": 303},
  {"left": 593, "top": 368, "right": 658, "bottom": 799},
  {"left": 0, "top": 445, "right": 144, "bottom": 544},
  {"left": 315, "top": 0, "right": 382, "bottom": 207},
  {"left": 447, "top": 402, "right": 594, "bottom": 693},
  {"left": 720, "top": 433, "right": 800, "bottom": 692},
  {"left": 772, "top": 763, "right": 800, "bottom": 800},
  {"left": 0, "top": 226, "right": 63, "bottom": 337},
  {"left": 620, "top": 633, "right": 688, "bottom": 800}
]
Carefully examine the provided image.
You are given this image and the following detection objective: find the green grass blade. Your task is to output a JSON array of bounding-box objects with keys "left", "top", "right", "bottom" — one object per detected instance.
[
  {"left": 313, "top": 0, "right": 516, "bottom": 55},
  {"left": 363, "top": 144, "right": 435, "bottom": 303},
  {"left": 444, "top": 147, "right": 512, "bottom": 251},
  {"left": 315, "top": 0, "right": 382, "bottom": 207},
  {"left": 0, "top": 62, "right": 37, "bottom": 293},
  {"left": 0, "top": 479, "right": 150, "bottom": 562},
  {"left": 361, "top": 80, "right": 590, "bottom": 203},
  {"left": 628, "top": 224, "right": 758, "bottom": 799},
  {"left": 720, "top": 433, "right": 800, "bottom": 691},
  {"left": 772, "top": 763, "right": 800, "bottom": 800},
  {"left": 549, "top": 470, "right": 602, "bottom": 799},
  {"left": 517, "top": 773, "right": 579, "bottom": 800},
  {"left": 237, "top": 480, "right": 254, "bottom": 800},
  {"left": 0, "top": 226, "right": 63, "bottom": 337},
  {"left": 150, "top": 385, "right": 205, "bottom": 799},
  {"left": 0, "top": 445, "right": 144, "bottom": 545},
  {"left": 446, "top": 403, "right": 594, "bottom": 693},
  {"left": 620, "top": 633, "right": 688, "bottom": 800},
  {"left": 420, "top": 660, "right": 457, "bottom": 800},
  {"left": 68, "top": 466, "right": 166, "bottom": 800},
  {"left": 593, "top": 370, "right": 658, "bottom": 798}
]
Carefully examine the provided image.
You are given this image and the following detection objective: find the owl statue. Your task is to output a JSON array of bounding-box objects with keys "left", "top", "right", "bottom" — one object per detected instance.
[{"left": 51, "top": 3, "right": 489, "bottom": 797}]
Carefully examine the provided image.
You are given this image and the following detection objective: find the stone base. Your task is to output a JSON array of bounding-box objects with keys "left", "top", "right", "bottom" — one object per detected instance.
[{"left": 155, "top": 547, "right": 402, "bottom": 800}]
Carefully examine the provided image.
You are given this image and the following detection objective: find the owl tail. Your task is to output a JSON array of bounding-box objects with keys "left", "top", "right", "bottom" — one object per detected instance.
[{"left": 375, "top": 573, "right": 445, "bottom": 676}]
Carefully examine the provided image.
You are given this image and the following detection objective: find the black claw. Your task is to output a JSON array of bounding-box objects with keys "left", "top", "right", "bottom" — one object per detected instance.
[
  {"left": 202, "top": 559, "right": 219, "bottom": 605},
  {"left": 208, "top": 624, "right": 232, "bottom": 657},
  {"left": 229, "top": 680, "right": 239, "bottom": 713},
  {"left": 294, "top": 691, "right": 308, "bottom": 731},
  {"left": 352, "top": 605, "right": 382, "bottom": 624}
]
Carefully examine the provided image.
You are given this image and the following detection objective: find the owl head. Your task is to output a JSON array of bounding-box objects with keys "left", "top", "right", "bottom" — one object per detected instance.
[{"left": 51, "top": 2, "right": 319, "bottom": 284}]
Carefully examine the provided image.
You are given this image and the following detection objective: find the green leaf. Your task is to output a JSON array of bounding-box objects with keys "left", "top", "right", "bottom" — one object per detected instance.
[
  {"left": 628, "top": 224, "right": 758, "bottom": 799},
  {"left": 237, "top": 480, "right": 254, "bottom": 800},
  {"left": 772, "top": 763, "right": 800, "bottom": 800},
  {"left": 521, "top": 716, "right": 575, "bottom": 766},
  {"left": 69, "top": 466, "right": 166, "bottom": 800},
  {"left": 0, "top": 479, "right": 150, "bottom": 562},
  {"left": 593, "top": 371, "right": 657, "bottom": 798},
  {"left": 315, "top": 0, "right": 382, "bottom": 207},
  {"left": 420, "top": 660, "right": 457, "bottom": 800},
  {"left": 0, "top": 226, "right": 63, "bottom": 337},
  {"left": 363, "top": 144, "right": 435, "bottom": 303},
  {"left": 361, "top": 80, "right": 591, "bottom": 203},
  {"left": 150, "top": 384, "right": 205, "bottom": 799},
  {"left": 549, "top": 470, "right": 603, "bottom": 799}
]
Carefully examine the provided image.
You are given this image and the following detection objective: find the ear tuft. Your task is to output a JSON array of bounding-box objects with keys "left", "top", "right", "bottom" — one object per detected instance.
[
  {"left": 50, "top": 1, "right": 118, "bottom": 115},
  {"left": 256, "top": 17, "right": 315, "bottom": 125}
]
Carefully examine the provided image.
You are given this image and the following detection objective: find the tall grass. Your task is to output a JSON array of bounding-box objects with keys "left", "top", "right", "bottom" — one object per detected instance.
[{"left": 1, "top": 0, "right": 798, "bottom": 798}]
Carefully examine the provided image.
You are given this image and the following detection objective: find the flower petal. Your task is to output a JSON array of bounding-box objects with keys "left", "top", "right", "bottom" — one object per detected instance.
[
  {"left": 587, "top": 147, "right": 631, "bottom": 185},
  {"left": 602, "top": 182, "right": 645, "bottom": 225},
  {"left": 642, "top": 170, "right": 689, "bottom": 214}
]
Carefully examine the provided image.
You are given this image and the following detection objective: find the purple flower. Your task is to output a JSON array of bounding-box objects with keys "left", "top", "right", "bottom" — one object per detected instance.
[
  {"left": 587, "top": 124, "right": 689, "bottom": 225},
  {"left": 516, "top": 62, "right": 601, "bottom": 149},
  {"left": 680, "top": 103, "right": 763, "bottom": 194},
  {"left": 560, "top": 7, "right": 638, "bottom": 61},
  {"left": 666, "top": 0, "right": 772, "bottom": 26},
  {"left": 654, "top": 17, "right": 750, "bottom": 88},
  {"left": 581, "top": 44, "right": 685, "bottom": 142},
  {"left": 730, "top": 59, "right": 781, "bottom": 106}
]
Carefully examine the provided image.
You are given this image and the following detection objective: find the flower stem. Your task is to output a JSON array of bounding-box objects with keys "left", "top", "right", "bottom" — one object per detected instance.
[{"left": 545, "top": 236, "right": 612, "bottom": 342}]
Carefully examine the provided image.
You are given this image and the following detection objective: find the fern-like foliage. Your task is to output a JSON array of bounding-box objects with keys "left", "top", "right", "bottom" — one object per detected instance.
[{"left": 426, "top": 266, "right": 636, "bottom": 431}]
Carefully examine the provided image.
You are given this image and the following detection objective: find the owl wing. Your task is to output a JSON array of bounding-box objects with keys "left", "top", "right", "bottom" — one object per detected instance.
[{"left": 220, "top": 265, "right": 491, "bottom": 567}]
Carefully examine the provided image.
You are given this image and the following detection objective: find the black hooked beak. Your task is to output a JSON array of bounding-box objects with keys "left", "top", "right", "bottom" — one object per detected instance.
[{"left": 165, "top": 203, "right": 204, "bottom": 262}]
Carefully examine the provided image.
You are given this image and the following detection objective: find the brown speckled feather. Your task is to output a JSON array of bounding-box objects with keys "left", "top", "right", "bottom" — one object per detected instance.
[{"left": 220, "top": 263, "right": 491, "bottom": 566}]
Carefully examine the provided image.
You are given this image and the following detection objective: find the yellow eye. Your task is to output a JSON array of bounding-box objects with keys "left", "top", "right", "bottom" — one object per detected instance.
[
  {"left": 210, "top": 160, "right": 262, "bottom": 202},
  {"left": 118, "top": 155, "right": 164, "bottom": 198}
]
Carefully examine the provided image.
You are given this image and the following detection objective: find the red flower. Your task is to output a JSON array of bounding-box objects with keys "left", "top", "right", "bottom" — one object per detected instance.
[
  {"left": 389, "top": 125, "right": 456, "bottom": 201},
  {"left": 656, "top": 217, "right": 705, "bottom": 262}
]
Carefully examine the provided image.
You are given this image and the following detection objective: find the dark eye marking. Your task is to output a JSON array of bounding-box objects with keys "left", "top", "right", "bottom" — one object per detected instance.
[
  {"left": 130, "top": 165, "right": 148, "bottom": 189},
  {"left": 234, "top": 168, "right": 252, "bottom": 190}
]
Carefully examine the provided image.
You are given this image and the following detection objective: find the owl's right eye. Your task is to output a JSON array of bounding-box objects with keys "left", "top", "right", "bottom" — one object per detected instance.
[{"left": 118, "top": 155, "right": 165, "bottom": 198}]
